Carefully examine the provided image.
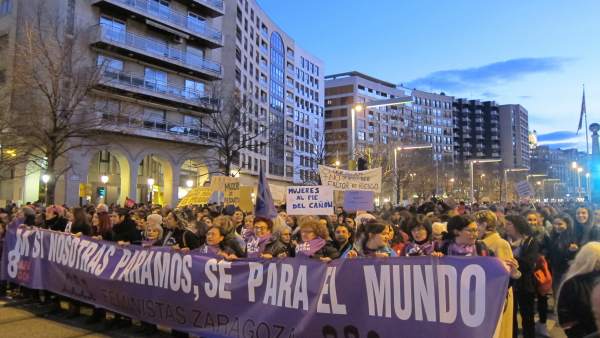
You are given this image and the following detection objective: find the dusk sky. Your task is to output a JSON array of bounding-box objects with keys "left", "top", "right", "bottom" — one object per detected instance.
[{"left": 257, "top": 0, "right": 600, "bottom": 151}]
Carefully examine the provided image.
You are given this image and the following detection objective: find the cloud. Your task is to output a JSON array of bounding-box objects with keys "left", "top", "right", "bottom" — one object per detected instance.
[
  {"left": 480, "top": 91, "right": 497, "bottom": 99},
  {"left": 407, "top": 57, "right": 573, "bottom": 92},
  {"left": 537, "top": 130, "right": 577, "bottom": 142},
  {"left": 546, "top": 142, "right": 578, "bottom": 149},
  {"left": 518, "top": 95, "right": 532, "bottom": 99}
]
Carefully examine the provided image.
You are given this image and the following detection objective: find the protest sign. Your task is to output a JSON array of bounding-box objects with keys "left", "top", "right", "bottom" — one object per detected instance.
[
  {"left": 1, "top": 225, "right": 510, "bottom": 338},
  {"left": 223, "top": 181, "right": 241, "bottom": 206},
  {"left": 319, "top": 165, "right": 382, "bottom": 192},
  {"left": 343, "top": 191, "right": 374, "bottom": 211},
  {"left": 286, "top": 185, "right": 334, "bottom": 215},
  {"left": 178, "top": 187, "right": 212, "bottom": 208},
  {"left": 238, "top": 186, "right": 254, "bottom": 213},
  {"left": 210, "top": 176, "right": 238, "bottom": 192},
  {"left": 515, "top": 180, "right": 534, "bottom": 198}
]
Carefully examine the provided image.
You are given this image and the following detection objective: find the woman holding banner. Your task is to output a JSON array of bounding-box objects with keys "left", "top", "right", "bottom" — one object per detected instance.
[
  {"left": 296, "top": 217, "right": 339, "bottom": 261},
  {"left": 162, "top": 210, "right": 200, "bottom": 251},
  {"left": 355, "top": 221, "right": 397, "bottom": 258}
]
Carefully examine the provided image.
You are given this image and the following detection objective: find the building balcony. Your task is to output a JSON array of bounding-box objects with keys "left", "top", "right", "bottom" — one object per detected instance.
[
  {"left": 491, "top": 135, "right": 499, "bottom": 141},
  {"left": 259, "top": 45, "right": 268, "bottom": 55},
  {"left": 92, "top": 0, "right": 223, "bottom": 48},
  {"left": 99, "top": 111, "right": 218, "bottom": 144},
  {"left": 178, "top": 0, "right": 224, "bottom": 18},
  {"left": 97, "top": 68, "right": 218, "bottom": 112},
  {"left": 491, "top": 127, "right": 499, "bottom": 132},
  {"left": 91, "top": 24, "right": 222, "bottom": 80}
]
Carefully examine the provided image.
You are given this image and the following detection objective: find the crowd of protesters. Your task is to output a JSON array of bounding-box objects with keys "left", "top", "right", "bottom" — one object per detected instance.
[{"left": 1, "top": 198, "right": 600, "bottom": 338}]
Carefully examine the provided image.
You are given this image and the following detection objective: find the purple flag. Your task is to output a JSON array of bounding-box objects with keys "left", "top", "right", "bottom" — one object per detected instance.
[
  {"left": 577, "top": 86, "right": 586, "bottom": 134},
  {"left": 254, "top": 168, "right": 277, "bottom": 219}
]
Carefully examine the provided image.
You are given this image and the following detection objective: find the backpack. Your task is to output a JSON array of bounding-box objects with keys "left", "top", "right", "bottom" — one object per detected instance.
[{"left": 534, "top": 255, "right": 552, "bottom": 295}]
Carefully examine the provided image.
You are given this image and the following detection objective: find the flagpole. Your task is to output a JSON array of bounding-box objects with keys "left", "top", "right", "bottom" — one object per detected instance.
[{"left": 584, "top": 84, "right": 590, "bottom": 155}]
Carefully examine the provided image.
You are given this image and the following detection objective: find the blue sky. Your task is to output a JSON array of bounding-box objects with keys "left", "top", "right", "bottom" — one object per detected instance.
[{"left": 257, "top": 0, "right": 600, "bottom": 150}]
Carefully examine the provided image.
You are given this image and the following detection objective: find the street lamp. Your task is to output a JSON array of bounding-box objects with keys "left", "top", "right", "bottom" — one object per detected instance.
[
  {"left": 469, "top": 159, "right": 501, "bottom": 203},
  {"left": 334, "top": 160, "right": 340, "bottom": 168},
  {"left": 394, "top": 144, "right": 432, "bottom": 205},
  {"left": 577, "top": 167, "right": 583, "bottom": 199},
  {"left": 42, "top": 174, "right": 50, "bottom": 204},
  {"left": 586, "top": 173, "right": 592, "bottom": 201},
  {"left": 503, "top": 168, "right": 528, "bottom": 202},
  {"left": 100, "top": 175, "right": 109, "bottom": 184},
  {"left": 185, "top": 179, "right": 194, "bottom": 188},
  {"left": 349, "top": 96, "right": 412, "bottom": 168},
  {"left": 147, "top": 178, "right": 155, "bottom": 204}
]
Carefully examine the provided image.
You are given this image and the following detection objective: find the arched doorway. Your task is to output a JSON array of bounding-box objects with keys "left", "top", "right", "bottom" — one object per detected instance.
[
  {"left": 87, "top": 151, "right": 129, "bottom": 205},
  {"left": 137, "top": 154, "right": 174, "bottom": 206},
  {"left": 178, "top": 159, "right": 210, "bottom": 199}
]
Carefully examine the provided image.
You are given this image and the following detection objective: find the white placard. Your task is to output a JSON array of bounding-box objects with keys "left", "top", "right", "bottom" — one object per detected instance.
[{"left": 286, "top": 185, "right": 334, "bottom": 215}]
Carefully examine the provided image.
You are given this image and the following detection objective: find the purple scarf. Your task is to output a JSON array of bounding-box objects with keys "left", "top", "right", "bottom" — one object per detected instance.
[
  {"left": 295, "top": 237, "right": 326, "bottom": 257},
  {"left": 246, "top": 235, "right": 271, "bottom": 258},
  {"left": 447, "top": 242, "right": 477, "bottom": 256},
  {"left": 405, "top": 241, "right": 436, "bottom": 256}
]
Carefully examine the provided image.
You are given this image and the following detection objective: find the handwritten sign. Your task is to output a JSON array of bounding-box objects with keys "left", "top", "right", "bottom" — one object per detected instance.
[
  {"left": 319, "top": 165, "right": 382, "bottom": 192},
  {"left": 224, "top": 181, "right": 241, "bottom": 206},
  {"left": 286, "top": 185, "right": 334, "bottom": 215}
]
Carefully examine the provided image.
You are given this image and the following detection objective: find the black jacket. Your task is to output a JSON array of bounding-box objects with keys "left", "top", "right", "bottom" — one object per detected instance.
[
  {"left": 162, "top": 228, "right": 200, "bottom": 250},
  {"left": 112, "top": 219, "right": 142, "bottom": 244},
  {"left": 311, "top": 242, "right": 340, "bottom": 260},
  {"left": 558, "top": 270, "right": 600, "bottom": 338},
  {"left": 263, "top": 238, "right": 292, "bottom": 257},
  {"left": 70, "top": 222, "right": 92, "bottom": 236},
  {"left": 512, "top": 236, "right": 540, "bottom": 294},
  {"left": 543, "top": 230, "right": 577, "bottom": 280},
  {"left": 45, "top": 216, "right": 67, "bottom": 232}
]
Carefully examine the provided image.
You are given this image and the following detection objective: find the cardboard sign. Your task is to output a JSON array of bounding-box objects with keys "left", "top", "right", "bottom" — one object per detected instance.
[
  {"left": 343, "top": 190, "right": 374, "bottom": 211},
  {"left": 224, "top": 181, "right": 241, "bottom": 206},
  {"left": 239, "top": 186, "right": 254, "bottom": 213},
  {"left": 178, "top": 187, "right": 212, "bottom": 207},
  {"left": 319, "top": 165, "right": 382, "bottom": 192},
  {"left": 210, "top": 176, "right": 239, "bottom": 192},
  {"left": 286, "top": 185, "right": 334, "bottom": 215}
]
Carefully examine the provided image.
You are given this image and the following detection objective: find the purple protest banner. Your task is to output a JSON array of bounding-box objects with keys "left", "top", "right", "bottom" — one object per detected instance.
[{"left": 1, "top": 224, "right": 510, "bottom": 338}]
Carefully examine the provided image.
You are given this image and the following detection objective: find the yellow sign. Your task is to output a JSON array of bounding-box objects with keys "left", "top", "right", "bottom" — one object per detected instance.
[
  {"left": 79, "top": 183, "right": 92, "bottom": 197},
  {"left": 210, "top": 176, "right": 239, "bottom": 192},
  {"left": 178, "top": 187, "right": 212, "bottom": 208},
  {"left": 239, "top": 186, "right": 254, "bottom": 212},
  {"left": 224, "top": 181, "right": 241, "bottom": 206}
]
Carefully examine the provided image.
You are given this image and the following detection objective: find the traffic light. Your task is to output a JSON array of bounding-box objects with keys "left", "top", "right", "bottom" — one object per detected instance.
[
  {"left": 97, "top": 187, "right": 106, "bottom": 198},
  {"left": 357, "top": 157, "right": 368, "bottom": 171}
]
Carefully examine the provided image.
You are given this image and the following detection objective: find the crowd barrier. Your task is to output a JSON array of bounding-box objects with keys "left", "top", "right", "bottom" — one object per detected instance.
[{"left": 1, "top": 225, "right": 510, "bottom": 338}]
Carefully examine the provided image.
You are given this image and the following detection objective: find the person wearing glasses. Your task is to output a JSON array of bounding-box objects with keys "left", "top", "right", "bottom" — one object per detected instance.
[{"left": 438, "top": 215, "right": 489, "bottom": 257}]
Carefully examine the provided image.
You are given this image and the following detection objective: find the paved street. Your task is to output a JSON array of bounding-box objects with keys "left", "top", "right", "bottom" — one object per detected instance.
[
  {"left": 0, "top": 297, "right": 172, "bottom": 338},
  {"left": 0, "top": 294, "right": 569, "bottom": 338}
]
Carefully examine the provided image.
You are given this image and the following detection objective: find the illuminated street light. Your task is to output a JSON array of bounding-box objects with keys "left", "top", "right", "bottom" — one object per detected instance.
[
  {"left": 100, "top": 175, "right": 109, "bottom": 184},
  {"left": 572, "top": 161, "right": 578, "bottom": 169},
  {"left": 186, "top": 179, "right": 194, "bottom": 188},
  {"left": 41, "top": 174, "right": 50, "bottom": 184}
]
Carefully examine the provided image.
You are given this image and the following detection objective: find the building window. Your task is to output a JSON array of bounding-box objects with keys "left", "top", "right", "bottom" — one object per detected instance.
[
  {"left": 144, "top": 67, "right": 167, "bottom": 92},
  {"left": 0, "top": 0, "right": 11, "bottom": 17},
  {"left": 99, "top": 16, "right": 126, "bottom": 42},
  {"left": 184, "top": 79, "right": 205, "bottom": 99}
]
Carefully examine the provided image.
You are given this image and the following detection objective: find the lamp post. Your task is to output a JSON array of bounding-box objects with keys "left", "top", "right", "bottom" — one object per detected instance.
[
  {"left": 448, "top": 178, "right": 455, "bottom": 197},
  {"left": 577, "top": 167, "right": 583, "bottom": 199},
  {"left": 503, "top": 168, "right": 529, "bottom": 202},
  {"left": 100, "top": 175, "right": 109, "bottom": 202},
  {"left": 42, "top": 174, "right": 50, "bottom": 204},
  {"left": 147, "top": 178, "right": 155, "bottom": 204},
  {"left": 186, "top": 179, "right": 194, "bottom": 188},
  {"left": 349, "top": 96, "right": 412, "bottom": 169},
  {"left": 586, "top": 173, "right": 592, "bottom": 201},
  {"left": 469, "top": 159, "right": 501, "bottom": 203}
]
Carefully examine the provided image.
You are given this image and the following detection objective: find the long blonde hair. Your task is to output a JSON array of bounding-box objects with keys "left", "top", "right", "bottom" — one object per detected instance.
[
  {"left": 563, "top": 242, "right": 600, "bottom": 282},
  {"left": 557, "top": 242, "right": 600, "bottom": 304}
]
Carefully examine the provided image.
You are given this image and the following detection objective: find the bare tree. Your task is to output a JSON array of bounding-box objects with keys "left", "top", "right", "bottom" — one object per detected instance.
[
  {"left": 194, "top": 87, "right": 271, "bottom": 177},
  {"left": 0, "top": 4, "right": 106, "bottom": 203}
]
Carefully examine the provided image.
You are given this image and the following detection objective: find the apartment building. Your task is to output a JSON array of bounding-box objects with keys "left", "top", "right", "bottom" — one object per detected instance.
[
  {"left": 0, "top": 0, "right": 225, "bottom": 207},
  {"left": 221, "top": 0, "right": 324, "bottom": 187},
  {"left": 324, "top": 71, "right": 414, "bottom": 168},
  {"left": 499, "top": 104, "right": 530, "bottom": 169},
  {"left": 453, "top": 99, "right": 502, "bottom": 163}
]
